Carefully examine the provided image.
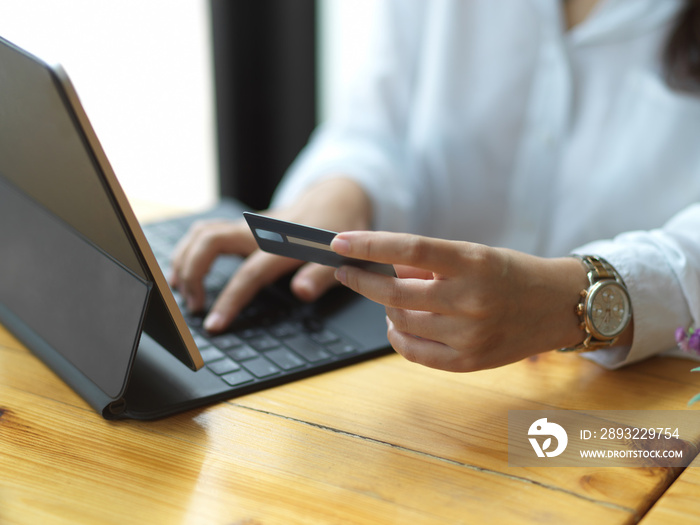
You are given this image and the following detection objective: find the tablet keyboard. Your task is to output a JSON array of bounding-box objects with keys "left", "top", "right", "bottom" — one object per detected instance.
[{"left": 141, "top": 210, "right": 365, "bottom": 389}]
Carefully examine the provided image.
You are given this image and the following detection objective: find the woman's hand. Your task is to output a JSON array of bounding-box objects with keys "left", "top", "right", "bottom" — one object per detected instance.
[
  {"left": 169, "top": 178, "right": 372, "bottom": 332},
  {"left": 331, "top": 231, "right": 590, "bottom": 372}
]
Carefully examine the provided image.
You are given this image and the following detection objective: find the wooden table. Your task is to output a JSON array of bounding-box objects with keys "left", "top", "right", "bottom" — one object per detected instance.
[
  {"left": 2, "top": 201, "right": 700, "bottom": 524},
  {"left": 640, "top": 454, "right": 700, "bottom": 524},
  {"left": 2, "top": 315, "right": 700, "bottom": 524}
]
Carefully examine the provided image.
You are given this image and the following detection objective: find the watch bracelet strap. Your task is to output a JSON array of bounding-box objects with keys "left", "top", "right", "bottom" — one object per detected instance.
[
  {"left": 558, "top": 255, "right": 627, "bottom": 353},
  {"left": 576, "top": 254, "right": 626, "bottom": 287}
]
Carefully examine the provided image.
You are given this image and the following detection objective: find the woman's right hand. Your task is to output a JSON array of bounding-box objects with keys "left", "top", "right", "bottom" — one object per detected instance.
[{"left": 169, "top": 177, "right": 373, "bottom": 332}]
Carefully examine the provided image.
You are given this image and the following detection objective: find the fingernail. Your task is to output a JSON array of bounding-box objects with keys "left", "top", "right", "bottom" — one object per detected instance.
[
  {"left": 331, "top": 237, "right": 350, "bottom": 255},
  {"left": 204, "top": 312, "right": 225, "bottom": 332},
  {"left": 335, "top": 267, "right": 347, "bottom": 284}
]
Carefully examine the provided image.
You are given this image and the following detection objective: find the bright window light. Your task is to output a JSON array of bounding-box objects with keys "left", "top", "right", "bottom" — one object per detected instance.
[{"left": 0, "top": 1, "right": 217, "bottom": 216}]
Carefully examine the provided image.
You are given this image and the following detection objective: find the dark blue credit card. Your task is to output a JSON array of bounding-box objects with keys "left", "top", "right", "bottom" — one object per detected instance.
[{"left": 243, "top": 212, "right": 395, "bottom": 276}]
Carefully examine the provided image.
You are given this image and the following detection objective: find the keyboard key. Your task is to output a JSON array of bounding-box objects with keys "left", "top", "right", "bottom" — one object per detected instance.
[
  {"left": 248, "top": 335, "right": 281, "bottom": 351},
  {"left": 242, "top": 356, "right": 281, "bottom": 378},
  {"left": 210, "top": 333, "right": 243, "bottom": 350},
  {"left": 222, "top": 369, "right": 255, "bottom": 387},
  {"left": 186, "top": 315, "right": 204, "bottom": 328},
  {"left": 207, "top": 358, "right": 241, "bottom": 375},
  {"left": 239, "top": 328, "right": 265, "bottom": 339},
  {"left": 227, "top": 345, "right": 259, "bottom": 361},
  {"left": 284, "top": 334, "right": 331, "bottom": 363},
  {"left": 154, "top": 222, "right": 185, "bottom": 241},
  {"left": 327, "top": 341, "right": 358, "bottom": 355},
  {"left": 301, "top": 317, "right": 325, "bottom": 332},
  {"left": 268, "top": 321, "right": 300, "bottom": 339},
  {"left": 266, "top": 348, "right": 306, "bottom": 370},
  {"left": 309, "top": 328, "right": 340, "bottom": 345},
  {"left": 199, "top": 347, "right": 225, "bottom": 364},
  {"left": 192, "top": 333, "right": 212, "bottom": 349}
]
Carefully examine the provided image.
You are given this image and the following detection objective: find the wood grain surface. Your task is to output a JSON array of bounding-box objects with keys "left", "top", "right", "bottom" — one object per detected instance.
[{"left": 2, "top": 320, "right": 700, "bottom": 524}]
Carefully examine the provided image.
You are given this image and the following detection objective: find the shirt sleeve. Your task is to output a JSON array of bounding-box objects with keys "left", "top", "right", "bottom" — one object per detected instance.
[
  {"left": 573, "top": 203, "right": 700, "bottom": 369},
  {"left": 270, "top": 0, "right": 425, "bottom": 233}
]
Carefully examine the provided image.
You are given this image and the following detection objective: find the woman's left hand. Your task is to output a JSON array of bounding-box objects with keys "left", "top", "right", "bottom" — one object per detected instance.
[{"left": 331, "top": 231, "right": 589, "bottom": 372}]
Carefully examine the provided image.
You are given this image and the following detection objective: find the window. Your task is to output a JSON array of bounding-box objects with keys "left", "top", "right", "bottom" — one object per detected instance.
[{"left": 0, "top": 1, "right": 217, "bottom": 215}]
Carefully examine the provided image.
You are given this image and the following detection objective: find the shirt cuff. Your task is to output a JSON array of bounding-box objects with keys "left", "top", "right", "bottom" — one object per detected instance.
[{"left": 572, "top": 239, "right": 692, "bottom": 369}]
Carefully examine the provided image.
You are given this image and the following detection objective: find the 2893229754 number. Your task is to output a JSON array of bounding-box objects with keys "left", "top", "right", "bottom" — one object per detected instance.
[{"left": 600, "top": 427, "right": 680, "bottom": 440}]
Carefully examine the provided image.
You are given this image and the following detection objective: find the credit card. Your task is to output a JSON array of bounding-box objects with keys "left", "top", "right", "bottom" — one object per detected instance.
[{"left": 243, "top": 212, "right": 395, "bottom": 276}]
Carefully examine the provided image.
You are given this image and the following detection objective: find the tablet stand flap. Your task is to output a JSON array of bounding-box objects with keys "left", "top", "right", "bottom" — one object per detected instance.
[{"left": 0, "top": 175, "right": 151, "bottom": 404}]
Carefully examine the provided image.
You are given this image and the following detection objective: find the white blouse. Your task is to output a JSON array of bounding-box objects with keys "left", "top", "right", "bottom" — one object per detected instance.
[{"left": 273, "top": 0, "right": 700, "bottom": 368}]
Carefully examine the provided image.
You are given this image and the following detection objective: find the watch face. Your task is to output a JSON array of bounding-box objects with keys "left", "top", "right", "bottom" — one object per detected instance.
[{"left": 587, "top": 281, "right": 631, "bottom": 339}]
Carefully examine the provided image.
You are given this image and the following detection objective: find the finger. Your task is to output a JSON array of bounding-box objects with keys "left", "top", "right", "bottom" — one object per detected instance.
[
  {"left": 203, "top": 250, "right": 301, "bottom": 332},
  {"left": 171, "top": 221, "right": 228, "bottom": 286},
  {"left": 172, "top": 233, "right": 223, "bottom": 312},
  {"left": 170, "top": 220, "right": 257, "bottom": 311},
  {"left": 290, "top": 263, "right": 339, "bottom": 302},
  {"left": 385, "top": 307, "right": 450, "bottom": 343},
  {"left": 386, "top": 318, "right": 463, "bottom": 372},
  {"left": 332, "top": 231, "right": 464, "bottom": 276},
  {"left": 170, "top": 222, "right": 208, "bottom": 288},
  {"left": 335, "top": 265, "right": 450, "bottom": 312}
]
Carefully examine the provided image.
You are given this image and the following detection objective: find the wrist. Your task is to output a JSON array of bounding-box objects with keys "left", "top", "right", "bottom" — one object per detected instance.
[
  {"left": 548, "top": 256, "right": 592, "bottom": 350},
  {"left": 270, "top": 176, "right": 373, "bottom": 233},
  {"left": 496, "top": 250, "right": 591, "bottom": 354},
  {"left": 313, "top": 177, "right": 373, "bottom": 230}
]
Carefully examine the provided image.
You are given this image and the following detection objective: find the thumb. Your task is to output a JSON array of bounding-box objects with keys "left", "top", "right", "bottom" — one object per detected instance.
[{"left": 290, "top": 263, "right": 340, "bottom": 302}]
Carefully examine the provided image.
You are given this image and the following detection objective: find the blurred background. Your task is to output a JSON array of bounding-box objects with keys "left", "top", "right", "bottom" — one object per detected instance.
[{"left": 0, "top": 0, "right": 379, "bottom": 215}]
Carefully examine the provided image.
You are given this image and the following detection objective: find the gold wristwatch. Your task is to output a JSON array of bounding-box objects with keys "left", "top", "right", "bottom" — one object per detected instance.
[{"left": 559, "top": 255, "right": 632, "bottom": 353}]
